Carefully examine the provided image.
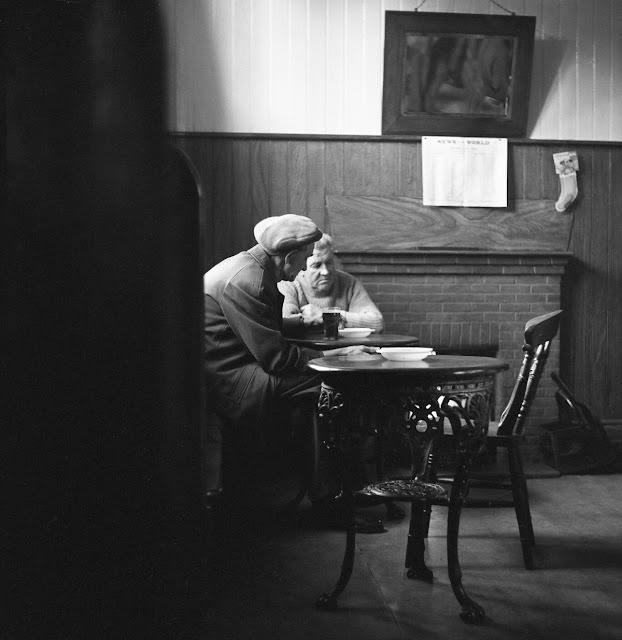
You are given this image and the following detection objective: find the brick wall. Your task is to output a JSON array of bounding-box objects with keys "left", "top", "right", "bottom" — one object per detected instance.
[{"left": 339, "top": 251, "right": 569, "bottom": 460}]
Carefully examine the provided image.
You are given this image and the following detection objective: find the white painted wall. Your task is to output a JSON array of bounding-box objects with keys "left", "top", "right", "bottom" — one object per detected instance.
[{"left": 160, "top": 0, "right": 622, "bottom": 141}]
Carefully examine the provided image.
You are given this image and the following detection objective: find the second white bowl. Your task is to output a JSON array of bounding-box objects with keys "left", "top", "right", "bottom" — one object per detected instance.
[{"left": 378, "top": 347, "right": 435, "bottom": 361}]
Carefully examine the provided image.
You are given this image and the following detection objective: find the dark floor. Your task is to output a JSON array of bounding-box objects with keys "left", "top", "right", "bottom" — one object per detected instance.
[{"left": 203, "top": 465, "right": 622, "bottom": 640}]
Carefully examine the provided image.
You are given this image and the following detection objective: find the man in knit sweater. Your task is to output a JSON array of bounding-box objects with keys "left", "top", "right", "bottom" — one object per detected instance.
[{"left": 279, "top": 233, "right": 384, "bottom": 333}]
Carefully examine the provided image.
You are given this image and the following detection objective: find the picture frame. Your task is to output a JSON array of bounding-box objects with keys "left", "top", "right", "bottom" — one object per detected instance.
[{"left": 382, "top": 11, "right": 536, "bottom": 137}]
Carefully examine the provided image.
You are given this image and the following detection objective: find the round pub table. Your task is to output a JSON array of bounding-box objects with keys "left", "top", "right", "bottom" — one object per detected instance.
[
  {"left": 289, "top": 332, "right": 419, "bottom": 350},
  {"left": 307, "top": 353, "right": 508, "bottom": 623}
]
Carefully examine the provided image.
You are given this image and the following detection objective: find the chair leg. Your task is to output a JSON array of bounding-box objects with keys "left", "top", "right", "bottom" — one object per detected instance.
[
  {"left": 507, "top": 442, "right": 535, "bottom": 569},
  {"left": 405, "top": 502, "right": 433, "bottom": 582}
]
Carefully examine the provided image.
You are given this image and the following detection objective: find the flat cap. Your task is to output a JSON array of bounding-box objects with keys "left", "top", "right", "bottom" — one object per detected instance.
[{"left": 254, "top": 214, "right": 322, "bottom": 255}]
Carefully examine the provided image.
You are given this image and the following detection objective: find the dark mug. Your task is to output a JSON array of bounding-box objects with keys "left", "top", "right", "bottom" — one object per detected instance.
[{"left": 322, "top": 307, "right": 342, "bottom": 339}]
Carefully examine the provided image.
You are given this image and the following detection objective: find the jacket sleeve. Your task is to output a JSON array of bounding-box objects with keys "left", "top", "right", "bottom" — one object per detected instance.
[{"left": 222, "top": 270, "right": 319, "bottom": 373}]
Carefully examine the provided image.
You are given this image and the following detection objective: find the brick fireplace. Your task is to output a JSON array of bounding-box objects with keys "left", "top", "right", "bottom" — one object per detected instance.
[{"left": 327, "top": 196, "right": 572, "bottom": 460}]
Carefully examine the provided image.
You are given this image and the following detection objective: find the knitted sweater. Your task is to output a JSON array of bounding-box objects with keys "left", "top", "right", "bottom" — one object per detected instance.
[{"left": 279, "top": 269, "right": 384, "bottom": 333}]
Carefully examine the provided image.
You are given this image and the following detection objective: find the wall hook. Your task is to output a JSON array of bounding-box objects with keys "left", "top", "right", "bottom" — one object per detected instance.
[{"left": 553, "top": 151, "right": 579, "bottom": 213}]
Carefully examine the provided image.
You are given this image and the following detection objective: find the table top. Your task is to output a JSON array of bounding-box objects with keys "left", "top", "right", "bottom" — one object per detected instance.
[
  {"left": 290, "top": 332, "right": 419, "bottom": 350},
  {"left": 307, "top": 353, "right": 508, "bottom": 380}
]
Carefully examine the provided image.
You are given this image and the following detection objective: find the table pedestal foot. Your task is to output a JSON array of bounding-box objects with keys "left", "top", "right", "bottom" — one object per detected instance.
[
  {"left": 315, "top": 591, "right": 339, "bottom": 611},
  {"left": 459, "top": 599, "right": 486, "bottom": 624},
  {"left": 406, "top": 564, "right": 434, "bottom": 583}
]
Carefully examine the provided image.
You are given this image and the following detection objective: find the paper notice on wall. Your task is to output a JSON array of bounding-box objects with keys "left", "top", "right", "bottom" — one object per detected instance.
[{"left": 422, "top": 136, "right": 507, "bottom": 207}]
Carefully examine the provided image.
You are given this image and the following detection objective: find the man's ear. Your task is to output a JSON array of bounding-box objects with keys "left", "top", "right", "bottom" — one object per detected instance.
[
  {"left": 277, "top": 250, "right": 298, "bottom": 281},
  {"left": 283, "top": 249, "right": 298, "bottom": 267}
]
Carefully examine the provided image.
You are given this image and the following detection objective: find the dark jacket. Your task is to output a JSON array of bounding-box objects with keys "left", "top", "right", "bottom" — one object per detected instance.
[{"left": 203, "top": 244, "right": 320, "bottom": 427}]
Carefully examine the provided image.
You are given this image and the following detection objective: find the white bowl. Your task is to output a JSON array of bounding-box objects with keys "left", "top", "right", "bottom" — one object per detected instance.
[
  {"left": 338, "top": 328, "right": 374, "bottom": 338},
  {"left": 378, "top": 347, "right": 436, "bottom": 361}
]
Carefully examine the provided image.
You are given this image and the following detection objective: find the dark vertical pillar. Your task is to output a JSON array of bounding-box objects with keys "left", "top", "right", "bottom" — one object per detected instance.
[{"left": 2, "top": 1, "right": 204, "bottom": 636}]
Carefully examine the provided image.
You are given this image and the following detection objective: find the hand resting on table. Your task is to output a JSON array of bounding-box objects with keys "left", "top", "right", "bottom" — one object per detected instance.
[
  {"left": 320, "top": 345, "right": 377, "bottom": 358},
  {"left": 301, "top": 303, "right": 326, "bottom": 327}
]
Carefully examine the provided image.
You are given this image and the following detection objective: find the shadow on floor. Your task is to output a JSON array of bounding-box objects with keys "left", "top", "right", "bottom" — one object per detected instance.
[{"left": 204, "top": 473, "right": 622, "bottom": 640}]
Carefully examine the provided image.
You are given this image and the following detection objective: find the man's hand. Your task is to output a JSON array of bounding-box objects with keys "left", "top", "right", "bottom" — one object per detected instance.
[
  {"left": 322, "top": 345, "right": 378, "bottom": 357},
  {"left": 301, "top": 303, "right": 324, "bottom": 326}
]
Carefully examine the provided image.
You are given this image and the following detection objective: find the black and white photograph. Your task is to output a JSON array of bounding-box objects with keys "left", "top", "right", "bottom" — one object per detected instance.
[{"left": 4, "top": 1, "right": 622, "bottom": 639}]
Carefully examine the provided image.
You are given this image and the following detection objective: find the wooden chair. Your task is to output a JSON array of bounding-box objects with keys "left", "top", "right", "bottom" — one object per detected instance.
[{"left": 439, "top": 309, "right": 563, "bottom": 569}]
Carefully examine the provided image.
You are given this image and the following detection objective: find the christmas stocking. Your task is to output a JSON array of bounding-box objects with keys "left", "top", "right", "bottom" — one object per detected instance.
[{"left": 553, "top": 151, "right": 579, "bottom": 212}]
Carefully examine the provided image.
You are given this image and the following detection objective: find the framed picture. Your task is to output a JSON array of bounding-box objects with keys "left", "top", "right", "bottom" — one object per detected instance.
[{"left": 382, "top": 11, "right": 536, "bottom": 137}]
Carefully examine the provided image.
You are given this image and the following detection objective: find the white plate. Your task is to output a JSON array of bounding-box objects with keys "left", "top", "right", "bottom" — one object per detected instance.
[
  {"left": 338, "top": 328, "right": 374, "bottom": 338},
  {"left": 378, "top": 347, "right": 436, "bottom": 361}
]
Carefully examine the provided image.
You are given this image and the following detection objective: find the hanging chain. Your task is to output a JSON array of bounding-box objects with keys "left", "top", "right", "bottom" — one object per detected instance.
[
  {"left": 489, "top": 0, "right": 515, "bottom": 14},
  {"left": 414, "top": 0, "right": 515, "bottom": 14}
]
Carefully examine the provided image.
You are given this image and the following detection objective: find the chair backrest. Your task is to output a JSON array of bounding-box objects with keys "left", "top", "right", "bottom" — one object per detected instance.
[{"left": 496, "top": 310, "right": 562, "bottom": 437}]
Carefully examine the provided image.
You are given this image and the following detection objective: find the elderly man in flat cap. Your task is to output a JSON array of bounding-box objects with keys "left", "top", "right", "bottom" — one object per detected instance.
[{"left": 203, "top": 214, "right": 384, "bottom": 533}]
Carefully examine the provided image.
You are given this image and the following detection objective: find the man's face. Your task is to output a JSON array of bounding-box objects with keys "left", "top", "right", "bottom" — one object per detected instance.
[
  {"left": 306, "top": 249, "right": 335, "bottom": 294},
  {"left": 282, "top": 244, "right": 314, "bottom": 281}
]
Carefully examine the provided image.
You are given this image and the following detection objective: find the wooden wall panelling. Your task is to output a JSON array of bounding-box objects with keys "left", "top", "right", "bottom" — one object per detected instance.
[
  {"left": 567, "top": 148, "right": 595, "bottom": 409},
  {"left": 209, "top": 138, "right": 233, "bottom": 267},
  {"left": 250, "top": 139, "right": 271, "bottom": 226},
  {"left": 307, "top": 141, "right": 327, "bottom": 225},
  {"left": 231, "top": 139, "right": 252, "bottom": 254},
  {"left": 521, "top": 144, "right": 547, "bottom": 200},
  {"left": 506, "top": 145, "right": 517, "bottom": 201},
  {"left": 344, "top": 141, "right": 376, "bottom": 195},
  {"left": 269, "top": 139, "right": 289, "bottom": 217},
  {"left": 588, "top": 149, "right": 612, "bottom": 413},
  {"left": 326, "top": 196, "right": 568, "bottom": 252},
  {"left": 323, "top": 141, "right": 344, "bottom": 232},
  {"left": 509, "top": 144, "right": 523, "bottom": 199},
  {"left": 379, "top": 142, "right": 401, "bottom": 197},
  {"left": 397, "top": 141, "right": 421, "bottom": 198},
  {"left": 609, "top": 148, "right": 622, "bottom": 417},
  {"left": 362, "top": 142, "right": 383, "bottom": 196},
  {"left": 324, "top": 141, "right": 345, "bottom": 200},
  {"left": 287, "top": 140, "right": 308, "bottom": 217}
]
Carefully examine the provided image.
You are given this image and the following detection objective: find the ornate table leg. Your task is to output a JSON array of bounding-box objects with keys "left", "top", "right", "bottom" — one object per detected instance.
[
  {"left": 315, "top": 383, "right": 356, "bottom": 611},
  {"left": 440, "top": 381, "right": 494, "bottom": 624},
  {"left": 446, "top": 461, "right": 486, "bottom": 624}
]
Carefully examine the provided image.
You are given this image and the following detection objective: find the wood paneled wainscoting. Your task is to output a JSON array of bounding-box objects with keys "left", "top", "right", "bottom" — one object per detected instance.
[{"left": 173, "top": 133, "right": 622, "bottom": 453}]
